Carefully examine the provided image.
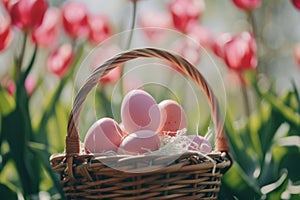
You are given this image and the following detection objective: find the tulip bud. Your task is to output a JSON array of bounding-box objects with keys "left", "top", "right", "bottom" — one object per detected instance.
[
  {"left": 25, "top": 76, "right": 37, "bottom": 96},
  {"left": 1, "top": 78, "right": 15, "bottom": 96}
]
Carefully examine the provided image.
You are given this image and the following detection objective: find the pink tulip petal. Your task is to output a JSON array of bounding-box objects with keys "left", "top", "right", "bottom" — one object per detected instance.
[
  {"left": 47, "top": 44, "right": 74, "bottom": 78},
  {"left": 25, "top": 76, "right": 37, "bottom": 96},
  {"left": 212, "top": 33, "right": 232, "bottom": 59},
  {"left": 223, "top": 32, "right": 257, "bottom": 71},
  {"left": 232, "top": 0, "right": 261, "bottom": 10},
  {"left": 32, "top": 8, "right": 60, "bottom": 48},
  {"left": 139, "top": 12, "right": 172, "bottom": 43},
  {"left": 169, "top": 0, "right": 205, "bottom": 32},
  {"left": 186, "top": 22, "right": 212, "bottom": 48},
  {"left": 88, "top": 14, "right": 110, "bottom": 45},
  {"left": 292, "top": 0, "right": 300, "bottom": 10},
  {"left": 0, "top": 14, "right": 13, "bottom": 51},
  {"left": 10, "top": 0, "right": 48, "bottom": 31},
  {"left": 294, "top": 44, "right": 300, "bottom": 68}
]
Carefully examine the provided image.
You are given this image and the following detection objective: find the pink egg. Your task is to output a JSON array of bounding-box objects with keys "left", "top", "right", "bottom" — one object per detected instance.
[
  {"left": 121, "top": 89, "right": 161, "bottom": 133},
  {"left": 118, "top": 130, "right": 160, "bottom": 155},
  {"left": 187, "top": 135, "right": 212, "bottom": 153},
  {"left": 84, "top": 118, "right": 125, "bottom": 153},
  {"left": 158, "top": 100, "right": 187, "bottom": 136}
]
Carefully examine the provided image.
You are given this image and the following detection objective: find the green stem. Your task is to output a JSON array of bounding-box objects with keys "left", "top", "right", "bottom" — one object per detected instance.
[
  {"left": 241, "top": 81, "right": 251, "bottom": 119},
  {"left": 237, "top": 72, "right": 251, "bottom": 118},
  {"left": 247, "top": 11, "right": 258, "bottom": 39},
  {"left": 22, "top": 45, "right": 38, "bottom": 82},
  {"left": 126, "top": 0, "right": 137, "bottom": 50},
  {"left": 292, "top": 79, "right": 300, "bottom": 114},
  {"left": 17, "top": 33, "right": 28, "bottom": 79},
  {"left": 247, "top": 11, "right": 263, "bottom": 76}
]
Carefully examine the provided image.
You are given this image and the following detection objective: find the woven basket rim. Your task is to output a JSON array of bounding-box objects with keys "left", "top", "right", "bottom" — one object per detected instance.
[{"left": 51, "top": 150, "right": 231, "bottom": 173}]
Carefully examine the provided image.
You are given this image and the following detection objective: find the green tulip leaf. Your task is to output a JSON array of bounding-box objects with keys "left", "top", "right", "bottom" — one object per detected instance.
[
  {"left": 0, "top": 90, "right": 16, "bottom": 116},
  {"left": 30, "top": 144, "right": 65, "bottom": 199},
  {"left": 0, "top": 183, "right": 18, "bottom": 200},
  {"left": 225, "top": 112, "right": 261, "bottom": 187},
  {"left": 222, "top": 163, "right": 261, "bottom": 199}
]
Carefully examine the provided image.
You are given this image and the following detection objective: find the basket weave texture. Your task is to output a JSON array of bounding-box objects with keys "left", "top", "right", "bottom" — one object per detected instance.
[{"left": 50, "top": 48, "right": 232, "bottom": 200}]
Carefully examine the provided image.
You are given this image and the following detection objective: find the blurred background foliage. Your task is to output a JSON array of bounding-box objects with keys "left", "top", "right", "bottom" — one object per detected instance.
[{"left": 0, "top": 0, "right": 299, "bottom": 199}]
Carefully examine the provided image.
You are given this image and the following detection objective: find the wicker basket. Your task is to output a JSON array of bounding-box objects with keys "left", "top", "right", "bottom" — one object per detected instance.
[{"left": 50, "top": 47, "right": 232, "bottom": 200}]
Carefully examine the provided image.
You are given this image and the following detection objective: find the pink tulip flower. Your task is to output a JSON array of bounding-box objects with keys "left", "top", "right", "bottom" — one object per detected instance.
[
  {"left": 32, "top": 8, "right": 60, "bottom": 48},
  {"left": 62, "top": 2, "right": 89, "bottom": 39},
  {"left": 139, "top": 12, "right": 172, "bottom": 43},
  {"left": 169, "top": 0, "right": 205, "bottom": 32},
  {"left": 9, "top": 0, "right": 48, "bottom": 31},
  {"left": 47, "top": 43, "right": 74, "bottom": 78},
  {"left": 223, "top": 32, "right": 257, "bottom": 71},
  {"left": 88, "top": 14, "right": 111, "bottom": 45}
]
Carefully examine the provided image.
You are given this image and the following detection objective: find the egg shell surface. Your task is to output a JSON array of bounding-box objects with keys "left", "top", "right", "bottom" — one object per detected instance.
[
  {"left": 118, "top": 130, "right": 160, "bottom": 155},
  {"left": 187, "top": 135, "right": 212, "bottom": 153},
  {"left": 121, "top": 89, "right": 161, "bottom": 133},
  {"left": 84, "top": 118, "right": 125, "bottom": 153},
  {"left": 158, "top": 99, "right": 187, "bottom": 136}
]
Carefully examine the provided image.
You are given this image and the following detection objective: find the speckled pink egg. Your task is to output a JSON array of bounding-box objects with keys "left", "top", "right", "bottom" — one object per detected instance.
[
  {"left": 187, "top": 135, "right": 212, "bottom": 153},
  {"left": 158, "top": 100, "right": 187, "bottom": 136},
  {"left": 118, "top": 130, "right": 160, "bottom": 155},
  {"left": 121, "top": 89, "right": 161, "bottom": 133},
  {"left": 84, "top": 118, "right": 125, "bottom": 153}
]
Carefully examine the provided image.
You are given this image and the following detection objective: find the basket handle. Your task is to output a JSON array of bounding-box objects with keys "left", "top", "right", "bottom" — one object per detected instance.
[{"left": 66, "top": 47, "right": 229, "bottom": 155}]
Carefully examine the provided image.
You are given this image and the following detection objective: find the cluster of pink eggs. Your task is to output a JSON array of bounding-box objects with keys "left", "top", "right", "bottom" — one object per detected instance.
[{"left": 83, "top": 89, "right": 212, "bottom": 155}]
